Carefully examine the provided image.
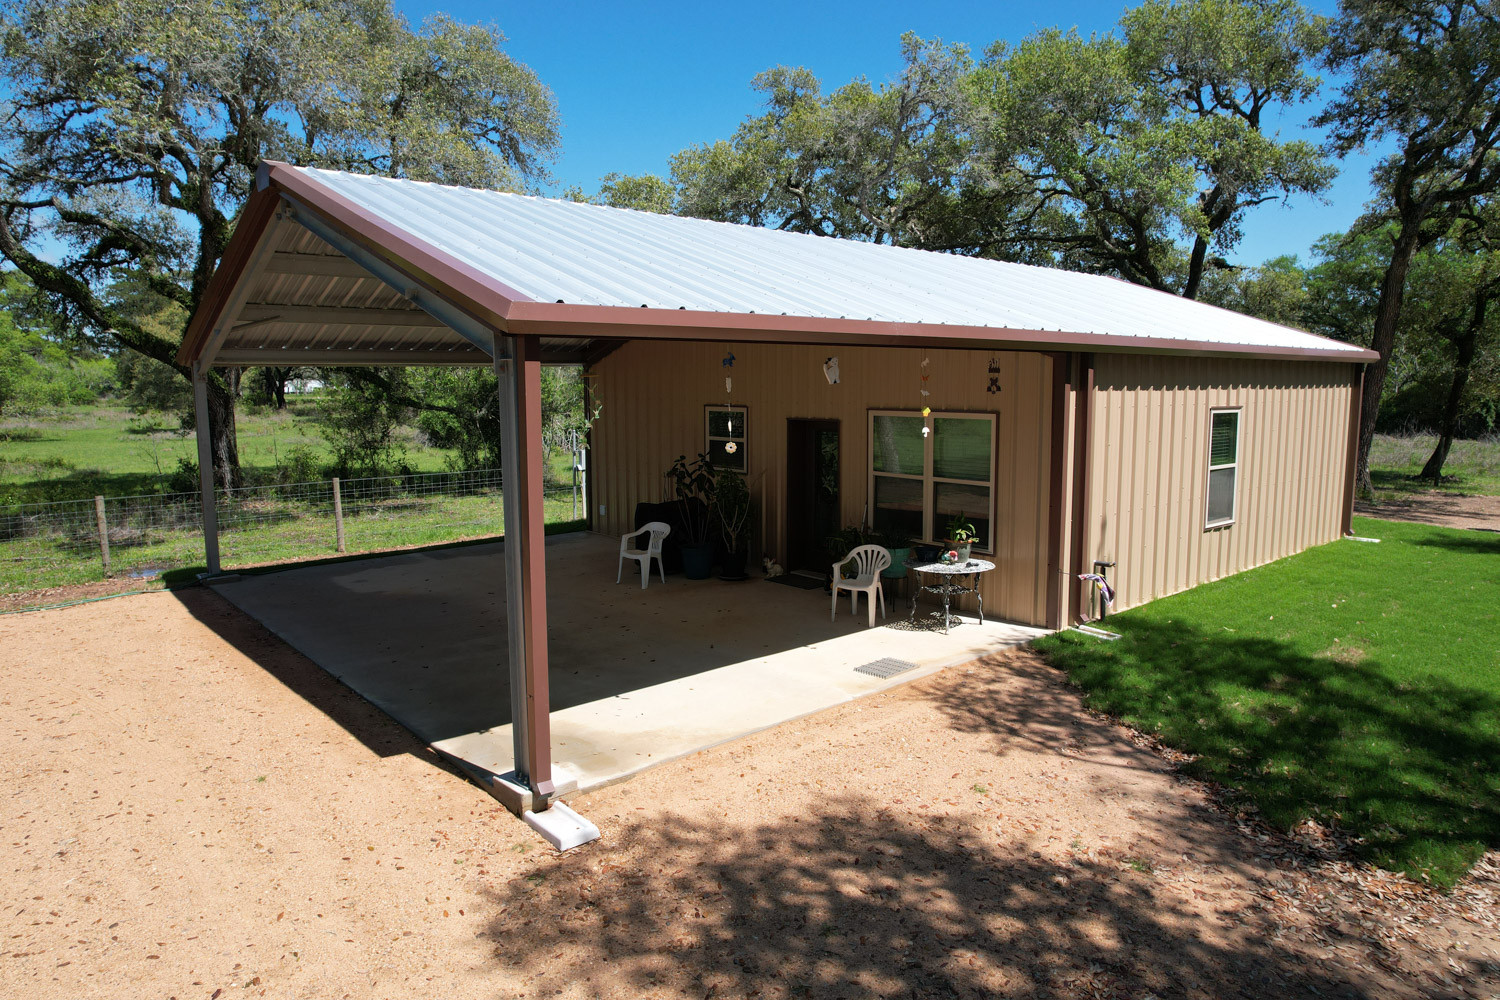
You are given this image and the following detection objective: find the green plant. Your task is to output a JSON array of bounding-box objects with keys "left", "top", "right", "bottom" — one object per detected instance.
[
  {"left": 946, "top": 513, "right": 977, "bottom": 544},
  {"left": 715, "top": 468, "right": 754, "bottom": 553},
  {"left": 875, "top": 523, "right": 913, "bottom": 550},
  {"left": 667, "top": 453, "right": 717, "bottom": 547}
]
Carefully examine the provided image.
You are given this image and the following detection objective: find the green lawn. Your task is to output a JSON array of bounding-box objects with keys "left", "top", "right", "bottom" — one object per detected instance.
[
  {"left": 1368, "top": 432, "right": 1500, "bottom": 497},
  {"left": 0, "top": 401, "right": 579, "bottom": 503},
  {"left": 1, "top": 401, "right": 587, "bottom": 598},
  {"left": 1034, "top": 516, "right": 1499, "bottom": 888}
]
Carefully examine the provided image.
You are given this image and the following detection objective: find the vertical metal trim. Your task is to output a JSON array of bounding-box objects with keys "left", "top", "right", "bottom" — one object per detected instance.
[
  {"left": 1044, "top": 353, "right": 1069, "bottom": 629},
  {"left": 192, "top": 362, "right": 221, "bottom": 575},
  {"left": 1069, "top": 354, "right": 1094, "bottom": 623},
  {"left": 1341, "top": 364, "right": 1365, "bottom": 536}
]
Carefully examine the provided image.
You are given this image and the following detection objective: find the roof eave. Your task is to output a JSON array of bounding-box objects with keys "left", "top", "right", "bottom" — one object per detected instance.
[{"left": 503, "top": 301, "right": 1381, "bottom": 363}]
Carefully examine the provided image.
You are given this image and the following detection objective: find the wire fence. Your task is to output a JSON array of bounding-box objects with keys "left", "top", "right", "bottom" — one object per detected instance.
[{"left": 0, "top": 468, "right": 586, "bottom": 599}]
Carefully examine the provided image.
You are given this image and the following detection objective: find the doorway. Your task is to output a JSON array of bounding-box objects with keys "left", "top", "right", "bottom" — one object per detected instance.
[{"left": 786, "top": 419, "right": 840, "bottom": 575}]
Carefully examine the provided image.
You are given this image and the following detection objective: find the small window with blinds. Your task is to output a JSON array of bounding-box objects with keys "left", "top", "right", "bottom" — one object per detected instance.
[
  {"left": 1205, "top": 408, "right": 1240, "bottom": 528},
  {"left": 870, "top": 410, "right": 996, "bottom": 550}
]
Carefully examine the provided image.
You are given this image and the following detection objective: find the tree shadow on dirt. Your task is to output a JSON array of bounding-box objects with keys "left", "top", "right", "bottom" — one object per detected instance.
[
  {"left": 1018, "top": 618, "right": 1500, "bottom": 886},
  {"left": 482, "top": 797, "right": 1386, "bottom": 999}
]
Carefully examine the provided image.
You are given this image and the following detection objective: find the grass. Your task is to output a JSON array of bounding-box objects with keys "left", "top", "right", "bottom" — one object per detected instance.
[
  {"left": 1034, "top": 516, "right": 1499, "bottom": 888},
  {"left": 1368, "top": 431, "right": 1500, "bottom": 497},
  {"left": 1, "top": 401, "right": 588, "bottom": 597},
  {"left": 0, "top": 400, "right": 578, "bottom": 503}
]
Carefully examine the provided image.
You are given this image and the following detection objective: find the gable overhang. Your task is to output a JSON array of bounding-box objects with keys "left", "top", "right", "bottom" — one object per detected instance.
[{"left": 179, "top": 161, "right": 1381, "bottom": 369}]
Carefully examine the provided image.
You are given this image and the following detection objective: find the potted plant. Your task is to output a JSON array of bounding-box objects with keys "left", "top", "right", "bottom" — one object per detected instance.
[
  {"left": 668, "top": 453, "right": 717, "bottom": 579},
  {"left": 876, "top": 524, "right": 913, "bottom": 580},
  {"left": 715, "top": 469, "right": 755, "bottom": 581},
  {"left": 946, "top": 513, "right": 978, "bottom": 563}
]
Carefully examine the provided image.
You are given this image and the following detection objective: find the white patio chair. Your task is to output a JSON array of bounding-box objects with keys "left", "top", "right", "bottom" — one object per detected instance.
[
  {"left": 617, "top": 521, "right": 671, "bottom": 589},
  {"left": 831, "top": 544, "right": 891, "bottom": 627}
]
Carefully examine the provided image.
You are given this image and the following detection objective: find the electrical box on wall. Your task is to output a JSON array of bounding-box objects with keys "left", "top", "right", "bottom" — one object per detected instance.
[{"left": 598, "top": 504, "right": 607, "bottom": 516}]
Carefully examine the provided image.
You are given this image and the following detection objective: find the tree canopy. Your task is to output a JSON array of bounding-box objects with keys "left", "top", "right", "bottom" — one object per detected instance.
[{"left": 0, "top": 0, "right": 560, "bottom": 485}]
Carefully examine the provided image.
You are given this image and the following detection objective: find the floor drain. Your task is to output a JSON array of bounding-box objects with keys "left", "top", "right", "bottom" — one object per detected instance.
[{"left": 855, "top": 657, "right": 919, "bottom": 679}]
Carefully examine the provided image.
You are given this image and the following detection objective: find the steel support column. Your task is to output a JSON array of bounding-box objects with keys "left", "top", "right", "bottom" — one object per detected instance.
[
  {"left": 192, "top": 362, "right": 221, "bottom": 575},
  {"left": 493, "top": 334, "right": 554, "bottom": 802}
]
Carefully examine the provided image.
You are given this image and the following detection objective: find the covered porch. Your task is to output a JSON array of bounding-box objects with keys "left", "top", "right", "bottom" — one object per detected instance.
[{"left": 209, "top": 531, "right": 1046, "bottom": 795}]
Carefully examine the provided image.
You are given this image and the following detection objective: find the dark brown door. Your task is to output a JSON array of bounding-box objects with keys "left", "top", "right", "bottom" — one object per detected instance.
[{"left": 786, "top": 419, "right": 840, "bottom": 574}]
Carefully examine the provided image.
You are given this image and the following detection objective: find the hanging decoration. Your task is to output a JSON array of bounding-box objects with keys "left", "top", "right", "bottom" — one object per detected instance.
[
  {"left": 986, "top": 354, "right": 1003, "bottom": 395},
  {"left": 722, "top": 350, "right": 738, "bottom": 448},
  {"left": 919, "top": 354, "right": 932, "bottom": 436}
]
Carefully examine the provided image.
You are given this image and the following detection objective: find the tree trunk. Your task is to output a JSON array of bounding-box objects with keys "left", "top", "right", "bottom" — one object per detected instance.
[
  {"left": 1183, "top": 233, "right": 1210, "bottom": 300},
  {"left": 1419, "top": 303, "right": 1485, "bottom": 482},
  {"left": 273, "top": 373, "right": 288, "bottom": 410},
  {"left": 1354, "top": 225, "right": 1424, "bottom": 495},
  {"left": 207, "top": 372, "right": 243, "bottom": 490}
]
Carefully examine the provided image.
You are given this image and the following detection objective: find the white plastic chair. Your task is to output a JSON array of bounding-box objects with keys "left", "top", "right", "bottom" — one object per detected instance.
[
  {"left": 831, "top": 544, "right": 891, "bottom": 627},
  {"left": 617, "top": 521, "right": 671, "bottom": 589}
]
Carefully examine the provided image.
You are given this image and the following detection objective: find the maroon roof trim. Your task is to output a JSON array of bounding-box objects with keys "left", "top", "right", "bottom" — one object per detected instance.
[{"left": 503, "top": 301, "right": 1381, "bottom": 362}]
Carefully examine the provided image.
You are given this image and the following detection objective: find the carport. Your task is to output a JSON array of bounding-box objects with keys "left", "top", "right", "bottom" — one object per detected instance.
[
  {"left": 180, "top": 161, "right": 1063, "bottom": 832},
  {"left": 183, "top": 160, "right": 1370, "bottom": 841}
]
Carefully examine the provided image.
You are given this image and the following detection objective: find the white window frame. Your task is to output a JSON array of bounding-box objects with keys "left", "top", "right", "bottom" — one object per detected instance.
[
  {"left": 1205, "top": 407, "right": 1241, "bottom": 529},
  {"left": 705, "top": 404, "right": 748, "bottom": 471},
  {"left": 868, "top": 409, "right": 997, "bottom": 552}
]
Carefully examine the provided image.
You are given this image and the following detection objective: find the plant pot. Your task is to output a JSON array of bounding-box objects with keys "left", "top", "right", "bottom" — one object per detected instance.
[
  {"left": 947, "top": 541, "right": 972, "bottom": 562},
  {"left": 882, "top": 546, "right": 911, "bottom": 579},
  {"left": 681, "top": 542, "right": 716, "bottom": 580},
  {"left": 718, "top": 549, "right": 750, "bottom": 581}
]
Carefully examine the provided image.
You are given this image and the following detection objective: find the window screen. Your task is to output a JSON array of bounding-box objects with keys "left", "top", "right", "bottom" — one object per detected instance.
[
  {"left": 1206, "top": 409, "right": 1239, "bottom": 527},
  {"left": 869, "top": 411, "right": 996, "bottom": 550},
  {"left": 706, "top": 405, "right": 747, "bottom": 472}
]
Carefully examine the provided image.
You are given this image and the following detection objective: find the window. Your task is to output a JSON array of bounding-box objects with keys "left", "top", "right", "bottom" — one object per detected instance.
[
  {"left": 870, "top": 410, "right": 996, "bottom": 550},
  {"left": 1205, "top": 408, "right": 1240, "bottom": 528},
  {"left": 706, "top": 405, "right": 747, "bottom": 472}
]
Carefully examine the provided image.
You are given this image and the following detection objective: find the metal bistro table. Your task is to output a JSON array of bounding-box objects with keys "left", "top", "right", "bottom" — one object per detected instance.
[{"left": 907, "top": 558, "right": 996, "bottom": 634}]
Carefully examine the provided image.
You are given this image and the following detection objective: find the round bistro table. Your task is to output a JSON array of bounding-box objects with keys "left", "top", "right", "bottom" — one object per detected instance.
[{"left": 907, "top": 558, "right": 996, "bottom": 634}]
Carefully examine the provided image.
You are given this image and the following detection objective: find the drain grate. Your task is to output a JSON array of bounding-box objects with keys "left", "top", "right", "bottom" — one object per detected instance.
[{"left": 854, "top": 657, "right": 919, "bottom": 679}]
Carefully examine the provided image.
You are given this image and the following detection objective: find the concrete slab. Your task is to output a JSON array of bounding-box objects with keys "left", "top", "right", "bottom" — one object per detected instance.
[{"left": 212, "top": 532, "right": 1047, "bottom": 794}]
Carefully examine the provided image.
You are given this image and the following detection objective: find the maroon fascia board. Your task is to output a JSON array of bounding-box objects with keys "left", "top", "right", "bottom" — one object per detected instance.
[
  {"left": 504, "top": 300, "right": 1382, "bottom": 362},
  {"left": 180, "top": 160, "right": 1382, "bottom": 367}
]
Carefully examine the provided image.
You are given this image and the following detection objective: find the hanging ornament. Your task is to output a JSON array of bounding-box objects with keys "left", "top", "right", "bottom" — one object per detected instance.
[
  {"left": 919, "top": 353, "right": 932, "bottom": 435},
  {"left": 722, "top": 350, "right": 737, "bottom": 435},
  {"left": 986, "top": 353, "right": 1002, "bottom": 395}
]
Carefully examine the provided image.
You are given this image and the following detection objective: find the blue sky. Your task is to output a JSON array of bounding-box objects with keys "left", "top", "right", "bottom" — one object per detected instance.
[{"left": 401, "top": 0, "right": 1384, "bottom": 267}]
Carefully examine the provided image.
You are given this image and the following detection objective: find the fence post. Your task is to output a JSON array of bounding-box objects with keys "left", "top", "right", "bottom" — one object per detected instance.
[
  {"left": 333, "top": 477, "right": 346, "bottom": 553},
  {"left": 94, "top": 495, "right": 111, "bottom": 577}
]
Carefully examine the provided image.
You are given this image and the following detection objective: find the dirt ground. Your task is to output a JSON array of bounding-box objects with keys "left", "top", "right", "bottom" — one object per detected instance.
[
  {"left": 1356, "top": 489, "right": 1500, "bottom": 532},
  {"left": 3, "top": 588, "right": 1497, "bottom": 1000}
]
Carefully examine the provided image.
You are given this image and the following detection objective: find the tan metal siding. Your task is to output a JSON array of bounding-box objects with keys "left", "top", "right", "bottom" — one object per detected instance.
[
  {"left": 1083, "top": 356, "right": 1354, "bottom": 613},
  {"left": 591, "top": 343, "right": 1056, "bottom": 626}
]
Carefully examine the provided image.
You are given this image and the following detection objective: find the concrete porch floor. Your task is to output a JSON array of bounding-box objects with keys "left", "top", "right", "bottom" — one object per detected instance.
[{"left": 212, "top": 532, "right": 1048, "bottom": 796}]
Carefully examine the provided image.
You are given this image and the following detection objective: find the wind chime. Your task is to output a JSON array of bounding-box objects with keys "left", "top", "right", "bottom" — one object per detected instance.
[
  {"left": 721, "top": 350, "right": 738, "bottom": 455},
  {"left": 919, "top": 353, "right": 932, "bottom": 436},
  {"left": 986, "top": 353, "right": 1003, "bottom": 395}
]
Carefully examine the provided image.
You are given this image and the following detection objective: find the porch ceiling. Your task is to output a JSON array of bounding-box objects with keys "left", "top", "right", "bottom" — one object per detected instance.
[{"left": 205, "top": 210, "right": 601, "bottom": 368}]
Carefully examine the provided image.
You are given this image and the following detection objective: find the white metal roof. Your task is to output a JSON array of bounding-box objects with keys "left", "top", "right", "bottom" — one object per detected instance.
[{"left": 295, "top": 165, "right": 1366, "bottom": 357}]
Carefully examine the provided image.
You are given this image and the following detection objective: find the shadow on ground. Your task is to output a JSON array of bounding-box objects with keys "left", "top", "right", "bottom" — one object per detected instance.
[
  {"left": 172, "top": 585, "right": 462, "bottom": 773},
  {"left": 1033, "top": 616, "right": 1500, "bottom": 885},
  {"left": 483, "top": 796, "right": 1380, "bottom": 999}
]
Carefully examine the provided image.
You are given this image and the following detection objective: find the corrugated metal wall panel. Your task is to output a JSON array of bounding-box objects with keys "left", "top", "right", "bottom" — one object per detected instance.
[
  {"left": 591, "top": 343, "right": 1055, "bottom": 627},
  {"left": 1084, "top": 356, "right": 1354, "bottom": 614}
]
